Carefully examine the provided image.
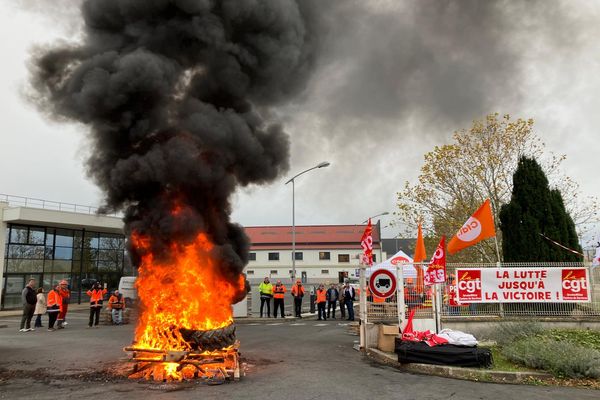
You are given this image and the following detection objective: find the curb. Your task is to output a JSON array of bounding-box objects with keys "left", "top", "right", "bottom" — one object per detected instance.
[
  {"left": 366, "top": 347, "right": 553, "bottom": 384},
  {"left": 234, "top": 315, "right": 317, "bottom": 324}
]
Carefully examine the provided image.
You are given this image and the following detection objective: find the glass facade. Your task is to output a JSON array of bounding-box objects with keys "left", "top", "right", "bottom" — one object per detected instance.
[{"left": 2, "top": 224, "right": 131, "bottom": 309}]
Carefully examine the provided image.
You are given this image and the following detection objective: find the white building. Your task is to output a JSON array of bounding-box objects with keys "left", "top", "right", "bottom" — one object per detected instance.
[
  {"left": 0, "top": 197, "right": 126, "bottom": 310},
  {"left": 244, "top": 224, "right": 385, "bottom": 285}
]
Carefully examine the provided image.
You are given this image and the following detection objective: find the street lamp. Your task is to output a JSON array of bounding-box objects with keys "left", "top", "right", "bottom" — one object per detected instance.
[
  {"left": 360, "top": 211, "right": 389, "bottom": 224},
  {"left": 285, "top": 161, "right": 330, "bottom": 281}
]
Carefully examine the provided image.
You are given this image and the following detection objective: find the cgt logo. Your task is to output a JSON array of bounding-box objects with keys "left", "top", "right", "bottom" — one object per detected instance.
[
  {"left": 390, "top": 256, "right": 410, "bottom": 265},
  {"left": 456, "top": 217, "right": 482, "bottom": 242},
  {"left": 457, "top": 269, "right": 482, "bottom": 301},
  {"left": 561, "top": 269, "right": 588, "bottom": 300}
]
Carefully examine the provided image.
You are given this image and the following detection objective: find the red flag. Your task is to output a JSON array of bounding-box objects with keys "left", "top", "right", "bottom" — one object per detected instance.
[
  {"left": 447, "top": 199, "right": 496, "bottom": 254},
  {"left": 424, "top": 236, "right": 446, "bottom": 285},
  {"left": 413, "top": 222, "right": 426, "bottom": 292},
  {"left": 360, "top": 218, "right": 373, "bottom": 266}
]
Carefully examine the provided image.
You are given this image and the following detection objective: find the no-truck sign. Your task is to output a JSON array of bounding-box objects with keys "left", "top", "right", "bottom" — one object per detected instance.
[{"left": 369, "top": 269, "right": 397, "bottom": 299}]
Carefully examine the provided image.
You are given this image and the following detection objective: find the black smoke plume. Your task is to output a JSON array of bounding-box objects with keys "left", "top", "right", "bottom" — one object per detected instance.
[{"left": 31, "top": 0, "right": 317, "bottom": 301}]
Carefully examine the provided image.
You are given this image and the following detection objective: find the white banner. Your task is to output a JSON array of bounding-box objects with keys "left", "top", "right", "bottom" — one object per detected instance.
[{"left": 456, "top": 267, "right": 590, "bottom": 303}]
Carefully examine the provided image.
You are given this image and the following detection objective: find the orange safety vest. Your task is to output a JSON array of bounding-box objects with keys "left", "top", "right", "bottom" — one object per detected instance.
[
  {"left": 87, "top": 288, "right": 107, "bottom": 307},
  {"left": 108, "top": 295, "right": 125, "bottom": 309},
  {"left": 273, "top": 285, "right": 286, "bottom": 299},
  {"left": 47, "top": 290, "right": 61, "bottom": 311},
  {"left": 291, "top": 284, "right": 305, "bottom": 297},
  {"left": 316, "top": 289, "right": 326, "bottom": 303}
]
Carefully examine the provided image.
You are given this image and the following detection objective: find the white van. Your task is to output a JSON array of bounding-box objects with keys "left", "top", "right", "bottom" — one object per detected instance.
[{"left": 118, "top": 276, "right": 137, "bottom": 301}]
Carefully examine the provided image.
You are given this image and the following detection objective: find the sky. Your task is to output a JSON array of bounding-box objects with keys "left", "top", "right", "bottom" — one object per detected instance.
[{"left": 0, "top": 0, "right": 598, "bottom": 247}]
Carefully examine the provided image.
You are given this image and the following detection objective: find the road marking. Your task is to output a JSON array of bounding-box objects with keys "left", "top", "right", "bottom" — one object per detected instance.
[
  {"left": 290, "top": 323, "right": 306, "bottom": 326},
  {"left": 266, "top": 323, "right": 284, "bottom": 326},
  {"left": 248, "top": 323, "right": 261, "bottom": 326},
  {"left": 337, "top": 323, "right": 349, "bottom": 326},
  {"left": 313, "top": 323, "right": 328, "bottom": 327}
]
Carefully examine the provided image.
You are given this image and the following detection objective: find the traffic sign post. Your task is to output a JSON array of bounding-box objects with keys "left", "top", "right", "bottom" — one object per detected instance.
[{"left": 369, "top": 269, "right": 397, "bottom": 299}]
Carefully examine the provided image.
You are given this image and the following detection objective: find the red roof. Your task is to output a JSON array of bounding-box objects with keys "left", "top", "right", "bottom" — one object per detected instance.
[{"left": 244, "top": 224, "right": 381, "bottom": 250}]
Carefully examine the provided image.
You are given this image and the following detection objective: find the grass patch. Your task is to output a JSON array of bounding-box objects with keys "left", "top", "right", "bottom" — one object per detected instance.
[{"left": 488, "top": 346, "right": 534, "bottom": 372}]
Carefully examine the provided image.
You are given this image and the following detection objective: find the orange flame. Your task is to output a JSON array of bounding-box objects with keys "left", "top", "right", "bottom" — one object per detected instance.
[{"left": 132, "top": 231, "right": 245, "bottom": 353}]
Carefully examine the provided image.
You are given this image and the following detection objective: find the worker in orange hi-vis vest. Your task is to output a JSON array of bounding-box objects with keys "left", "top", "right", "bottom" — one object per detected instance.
[
  {"left": 273, "top": 280, "right": 286, "bottom": 318},
  {"left": 46, "top": 285, "right": 62, "bottom": 331},
  {"left": 291, "top": 279, "right": 305, "bottom": 318},
  {"left": 447, "top": 199, "right": 496, "bottom": 255},
  {"left": 315, "top": 284, "right": 327, "bottom": 321},
  {"left": 108, "top": 290, "right": 126, "bottom": 325},
  {"left": 56, "top": 280, "right": 70, "bottom": 329},
  {"left": 86, "top": 282, "right": 108, "bottom": 328}
]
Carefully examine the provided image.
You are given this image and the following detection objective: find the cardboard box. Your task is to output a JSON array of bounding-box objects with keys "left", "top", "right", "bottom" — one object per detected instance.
[{"left": 378, "top": 324, "right": 399, "bottom": 353}]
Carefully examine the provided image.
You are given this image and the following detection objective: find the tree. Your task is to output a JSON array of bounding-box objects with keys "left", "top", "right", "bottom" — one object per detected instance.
[
  {"left": 396, "top": 113, "right": 596, "bottom": 262},
  {"left": 499, "top": 157, "right": 582, "bottom": 262}
]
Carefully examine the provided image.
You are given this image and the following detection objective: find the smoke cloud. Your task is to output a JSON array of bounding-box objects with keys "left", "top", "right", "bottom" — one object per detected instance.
[{"left": 31, "top": 0, "right": 317, "bottom": 300}]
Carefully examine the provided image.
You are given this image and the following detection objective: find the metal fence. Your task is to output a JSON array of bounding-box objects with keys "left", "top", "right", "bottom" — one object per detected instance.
[
  {"left": 365, "top": 262, "right": 600, "bottom": 321},
  {"left": 0, "top": 193, "right": 121, "bottom": 217}
]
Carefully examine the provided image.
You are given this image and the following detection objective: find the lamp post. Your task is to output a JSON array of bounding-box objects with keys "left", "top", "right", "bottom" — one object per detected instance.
[
  {"left": 360, "top": 211, "right": 389, "bottom": 224},
  {"left": 285, "top": 161, "right": 330, "bottom": 282}
]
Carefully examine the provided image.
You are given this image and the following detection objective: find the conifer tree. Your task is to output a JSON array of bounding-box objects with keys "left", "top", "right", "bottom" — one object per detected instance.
[{"left": 499, "top": 156, "right": 582, "bottom": 262}]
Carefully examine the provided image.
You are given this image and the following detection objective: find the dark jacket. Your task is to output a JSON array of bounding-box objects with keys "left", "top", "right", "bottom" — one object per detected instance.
[
  {"left": 22, "top": 286, "right": 36, "bottom": 306},
  {"left": 326, "top": 287, "right": 339, "bottom": 302},
  {"left": 343, "top": 286, "right": 356, "bottom": 302}
]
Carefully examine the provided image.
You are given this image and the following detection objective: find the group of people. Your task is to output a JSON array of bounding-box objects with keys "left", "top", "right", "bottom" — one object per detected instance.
[
  {"left": 20, "top": 278, "right": 71, "bottom": 332},
  {"left": 20, "top": 278, "right": 126, "bottom": 331},
  {"left": 258, "top": 277, "right": 356, "bottom": 321},
  {"left": 314, "top": 282, "right": 356, "bottom": 321}
]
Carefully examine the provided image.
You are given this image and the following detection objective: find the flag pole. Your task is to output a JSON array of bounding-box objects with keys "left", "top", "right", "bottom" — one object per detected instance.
[
  {"left": 396, "top": 263, "right": 405, "bottom": 333},
  {"left": 494, "top": 236, "right": 501, "bottom": 264}
]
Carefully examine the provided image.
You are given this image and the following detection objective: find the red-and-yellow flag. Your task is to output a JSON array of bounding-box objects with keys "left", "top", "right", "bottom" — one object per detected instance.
[
  {"left": 413, "top": 222, "right": 426, "bottom": 291},
  {"left": 447, "top": 199, "right": 496, "bottom": 254}
]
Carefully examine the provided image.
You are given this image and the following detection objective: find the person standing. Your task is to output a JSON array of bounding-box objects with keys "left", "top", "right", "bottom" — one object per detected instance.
[
  {"left": 338, "top": 284, "right": 346, "bottom": 319},
  {"left": 326, "top": 283, "right": 339, "bottom": 319},
  {"left": 56, "top": 280, "right": 71, "bottom": 329},
  {"left": 34, "top": 287, "right": 47, "bottom": 328},
  {"left": 343, "top": 282, "right": 356, "bottom": 321},
  {"left": 87, "top": 282, "right": 107, "bottom": 328},
  {"left": 108, "top": 290, "right": 126, "bottom": 325},
  {"left": 291, "top": 279, "right": 305, "bottom": 318},
  {"left": 46, "top": 285, "right": 62, "bottom": 331},
  {"left": 258, "top": 277, "right": 273, "bottom": 318},
  {"left": 272, "top": 280, "right": 286, "bottom": 318},
  {"left": 20, "top": 279, "right": 37, "bottom": 332},
  {"left": 315, "top": 284, "right": 327, "bottom": 321}
]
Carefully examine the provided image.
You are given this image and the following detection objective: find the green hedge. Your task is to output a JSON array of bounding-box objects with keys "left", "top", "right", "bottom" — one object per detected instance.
[{"left": 501, "top": 337, "right": 600, "bottom": 379}]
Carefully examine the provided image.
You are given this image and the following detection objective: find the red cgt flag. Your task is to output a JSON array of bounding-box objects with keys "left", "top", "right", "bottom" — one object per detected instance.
[
  {"left": 361, "top": 218, "right": 373, "bottom": 266},
  {"left": 424, "top": 236, "right": 446, "bottom": 285}
]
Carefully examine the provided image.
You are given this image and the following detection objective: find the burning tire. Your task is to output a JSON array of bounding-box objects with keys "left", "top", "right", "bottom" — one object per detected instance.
[{"left": 180, "top": 324, "right": 236, "bottom": 351}]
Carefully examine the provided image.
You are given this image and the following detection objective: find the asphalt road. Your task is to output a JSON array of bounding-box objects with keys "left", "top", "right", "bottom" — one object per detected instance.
[{"left": 0, "top": 310, "right": 597, "bottom": 399}]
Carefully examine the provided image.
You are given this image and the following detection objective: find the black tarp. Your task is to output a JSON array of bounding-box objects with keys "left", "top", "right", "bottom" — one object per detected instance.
[{"left": 395, "top": 339, "right": 493, "bottom": 368}]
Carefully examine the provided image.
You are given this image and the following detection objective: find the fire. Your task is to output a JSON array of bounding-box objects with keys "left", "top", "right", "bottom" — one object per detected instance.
[{"left": 129, "top": 230, "right": 245, "bottom": 380}]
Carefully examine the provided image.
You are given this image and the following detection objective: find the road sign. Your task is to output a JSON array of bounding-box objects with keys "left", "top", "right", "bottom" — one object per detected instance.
[{"left": 369, "top": 268, "right": 397, "bottom": 299}]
